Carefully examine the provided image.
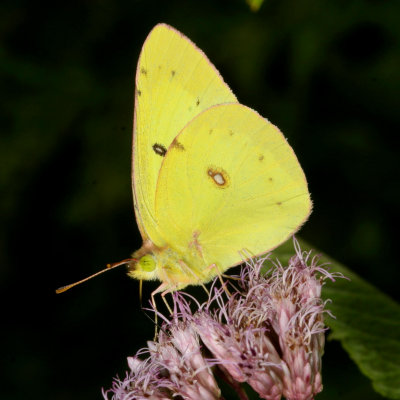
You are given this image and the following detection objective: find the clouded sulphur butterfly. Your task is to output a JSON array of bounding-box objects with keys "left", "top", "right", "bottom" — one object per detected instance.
[{"left": 127, "top": 23, "right": 312, "bottom": 297}]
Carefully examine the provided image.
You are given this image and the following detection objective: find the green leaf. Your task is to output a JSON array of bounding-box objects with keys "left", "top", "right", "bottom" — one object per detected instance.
[
  {"left": 246, "top": 0, "right": 264, "bottom": 12},
  {"left": 271, "top": 239, "right": 400, "bottom": 399}
]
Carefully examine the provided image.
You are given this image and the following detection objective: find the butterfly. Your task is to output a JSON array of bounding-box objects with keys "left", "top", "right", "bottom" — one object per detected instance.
[{"left": 127, "top": 23, "right": 312, "bottom": 299}]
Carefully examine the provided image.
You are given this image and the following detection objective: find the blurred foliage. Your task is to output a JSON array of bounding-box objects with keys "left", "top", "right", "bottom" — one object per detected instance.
[
  {"left": 246, "top": 0, "right": 265, "bottom": 12},
  {"left": 1, "top": 0, "right": 399, "bottom": 399}
]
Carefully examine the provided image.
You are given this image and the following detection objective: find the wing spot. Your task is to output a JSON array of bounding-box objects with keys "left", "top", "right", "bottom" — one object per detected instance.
[
  {"left": 137, "top": 89, "right": 142, "bottom": 96},
  {"left": 188, "top": 231, "right": 203, "bottom": 257},
  {"left": 209, "top": 129, "right": 213, "bottom": 135},
  {"left": 207, "top": 167, "right": 230, "bottom": 188},
  {"left": 277, "top": 201, "right": 282, "bottom": 206},
  {"left": 171, "top": 70, "right": 176, "bottom": 77},
  {"left": 171, "top": 138, "right": 185, "bottom": 151},
  {"left": 269, "top": 177, "right": 273, "bottom": 182},
  {"left": 152, "top": 143, "right": 167, "bottom": 157},
  {"left": 196, "top": 98, "right": 200, "bottom": 106},
  {"left": 141, "top": 67, "right": 147, "bottom": 75},
  {"left": 259, "top": 154, "right": 264, "bottom": 161},
  {"left": 229, "top": 130, "right": 234, "bottom": 136}
]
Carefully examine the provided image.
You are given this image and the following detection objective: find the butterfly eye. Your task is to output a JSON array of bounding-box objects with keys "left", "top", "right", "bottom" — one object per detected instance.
[{"left": 138, "top": 255, "right": 156, "bottom": 272}]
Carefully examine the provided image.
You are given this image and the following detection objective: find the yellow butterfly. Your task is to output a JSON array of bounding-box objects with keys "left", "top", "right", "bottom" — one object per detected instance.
[
  {"left": 55, "top": 24, "right": 311, "bottom": 298},
  {"left": 128, "top": 23, "right": 312, "bottom": 298}
]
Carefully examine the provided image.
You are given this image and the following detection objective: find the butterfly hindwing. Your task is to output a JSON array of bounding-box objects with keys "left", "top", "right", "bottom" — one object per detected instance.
[{"left": 154, "top": 103, "right": 311, "bottom": 275}]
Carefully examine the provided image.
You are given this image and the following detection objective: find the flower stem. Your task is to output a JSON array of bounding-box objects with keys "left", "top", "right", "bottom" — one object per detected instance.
[{"left": 215, "top": 365, "right": 249, "bottom": 400}]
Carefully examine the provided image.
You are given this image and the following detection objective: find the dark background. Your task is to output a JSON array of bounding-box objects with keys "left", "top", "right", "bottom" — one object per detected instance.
[{"left": 1, "top": 0, "right": 398, "bottom": 399}]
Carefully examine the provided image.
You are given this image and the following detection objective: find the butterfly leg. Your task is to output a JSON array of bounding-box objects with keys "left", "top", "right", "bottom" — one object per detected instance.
[
  {"left": 178, "top": 260, "right": 210, "bottom": 296},
  {"left": 206, "top": 263, "right": 231, "bottom": 296},
  {"left": 151, "top": 282, "right": 174, "bottom": 312},
  {"left": 222, "top": 274, "right": 241, "bottom": 281},
  {"left": 150, "top": 282, "right": 169, "bottom": 338},
  {"left": 160, "top": 288, "right": 174, "bottom": 315}
]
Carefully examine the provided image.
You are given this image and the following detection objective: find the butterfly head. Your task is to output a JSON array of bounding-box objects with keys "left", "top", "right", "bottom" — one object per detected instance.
[{"left": 128, "top": 254, "right": 158, "bottom": 281}]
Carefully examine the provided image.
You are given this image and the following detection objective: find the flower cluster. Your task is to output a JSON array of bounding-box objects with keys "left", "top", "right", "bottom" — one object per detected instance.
[{"left": 104, "top": 240, "right": 343, "bottom": 400}]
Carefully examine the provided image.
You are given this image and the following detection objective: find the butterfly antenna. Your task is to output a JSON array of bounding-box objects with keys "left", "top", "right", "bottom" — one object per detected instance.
[
  {"left": 139, "top": 279, "right": 143, "bottom": 307},
  {"left": 55, "top": 258, "right": 136, "bottom": 294}
]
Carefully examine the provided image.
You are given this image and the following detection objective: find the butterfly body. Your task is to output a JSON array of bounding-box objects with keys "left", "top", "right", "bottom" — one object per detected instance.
[
  {"left": 129, "top": 242, "right": 212, "bottom": 291},
  {"left": 129, "top": 24, "right": 312, "bottom": 293}
]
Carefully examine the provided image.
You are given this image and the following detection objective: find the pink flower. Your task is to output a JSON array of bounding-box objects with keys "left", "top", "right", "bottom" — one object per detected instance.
[
  {"left": 104, "top": 238, "right": 344, "bottom": 400},
  {"left": 103, "top": 320, "right": 220, "bottom": 400}
]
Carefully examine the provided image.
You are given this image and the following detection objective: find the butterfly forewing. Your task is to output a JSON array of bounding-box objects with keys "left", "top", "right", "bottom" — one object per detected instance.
[{"left": 133, "top": 23, "right": 237, "bottom": 245}]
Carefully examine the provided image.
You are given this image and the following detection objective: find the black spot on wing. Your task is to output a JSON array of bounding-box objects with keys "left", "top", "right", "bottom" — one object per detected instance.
[
  {"left": 171, "top": 70, "right": 176, "bottom": 77},
  {"left": 141, "top": 67, "right": 147, "bottom": 75},
  {"left": 196, "top": 98, "right": 200, "bottom": 106},
  {"left": 152, "top": 143, "right": 167, "bottom": 157},
  {"left": 259, "top": 154, "right": 264, "bottom": 161}
]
